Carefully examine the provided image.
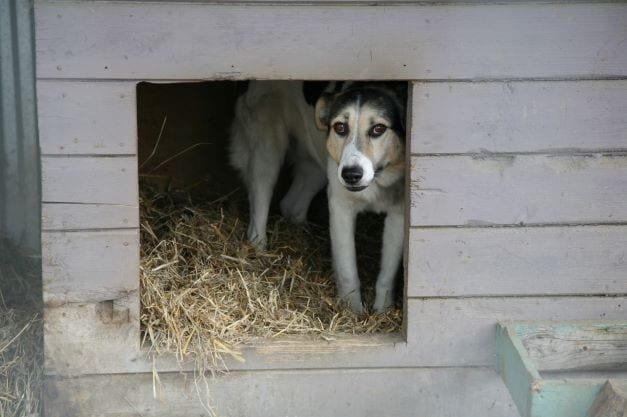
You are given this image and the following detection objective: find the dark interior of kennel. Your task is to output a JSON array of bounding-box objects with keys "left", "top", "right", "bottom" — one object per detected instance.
[{"left": 136, "top": 81, "right": 403, "bottom": 312}]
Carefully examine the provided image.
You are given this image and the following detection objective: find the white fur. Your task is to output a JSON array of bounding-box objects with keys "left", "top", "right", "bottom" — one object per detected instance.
[
  {"left": 229, "top": 81, "right": 328, "bottom": 250},
  {"left": 327, "top": 159, "right": 404, "bottom": 313},
  {"left": 337, "top": 140, "right": 375, "bottom": 189},
  {"left": 230, "top": 81, "right": 404, "bottom": 313}
]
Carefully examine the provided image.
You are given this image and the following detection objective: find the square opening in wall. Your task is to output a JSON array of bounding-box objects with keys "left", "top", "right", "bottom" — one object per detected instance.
[{"left": 137, "top": 81, "right": 408, "bottom": 364}]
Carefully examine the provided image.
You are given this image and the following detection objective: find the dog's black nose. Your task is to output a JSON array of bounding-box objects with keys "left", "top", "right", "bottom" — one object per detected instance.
[{"left": 341, "top": 166, "right": 363, "bottom": 185}]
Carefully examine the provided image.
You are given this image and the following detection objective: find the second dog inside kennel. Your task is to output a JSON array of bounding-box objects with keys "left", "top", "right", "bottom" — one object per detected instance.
[{"left": 137, "top": 81, "right": 405, "bottom": 359}]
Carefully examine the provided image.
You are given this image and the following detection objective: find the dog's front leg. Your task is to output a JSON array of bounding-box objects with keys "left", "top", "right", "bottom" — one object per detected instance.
[
  {"left": 373, "top": 209, "right": 404, "bottom": 313},
  {"left": 329, "top": 201, "right": 363, "bottom": 313}
]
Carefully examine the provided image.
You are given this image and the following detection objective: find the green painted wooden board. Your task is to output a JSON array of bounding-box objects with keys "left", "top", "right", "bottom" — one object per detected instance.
[{"left": 496, "top": 321, "right": 627, "bottom": 417}]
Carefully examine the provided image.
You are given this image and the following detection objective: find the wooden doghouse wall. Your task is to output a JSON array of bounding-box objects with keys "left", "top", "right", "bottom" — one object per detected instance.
[{"left": 38, "top": 2, "right": 627, "bottom": 416}]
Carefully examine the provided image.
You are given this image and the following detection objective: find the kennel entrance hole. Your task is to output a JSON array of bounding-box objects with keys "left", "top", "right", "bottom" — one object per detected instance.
[{"left": 136, "top": 80, "right": 407, "bottom": 362}]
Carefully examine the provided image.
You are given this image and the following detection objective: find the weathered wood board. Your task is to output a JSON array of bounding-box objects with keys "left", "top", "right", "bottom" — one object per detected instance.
[
  {"left": 42, "top": 230, "right": 139, "bottom": 304},
  {"left": 519, "top": 322, "right": 627, "bottom": 372},
  {"left": 42, "top": 156, "right": 137, "bottom": 205},
  {"left": 44, "top": 367, "right": 518, "bottom": 417},
  {"left": 44, "top": 294, "right": 139, "bottom": 376},
  {"left": 37, "top": 80, "right": 137, "bottom": 155},
  {"left": 45, "top": 296, "right": 626, "bottom": 376},
  {"left": 410, "top": 154, "right": 627, "bottom": 226},
  {"left": 411, "top": 80, "right": 627, "bottom": 154},
  {"left": 35, "top": 3, "right": 627, "bottom": 80},
  {"left": 42, "top": 203, "right": 139, "bottom": 231},
  {"left": 407, "top": 225, "right": 627, "bottom": 297},
  {"left": 497, "top": 321, "right": 627, "bottom": 417}
]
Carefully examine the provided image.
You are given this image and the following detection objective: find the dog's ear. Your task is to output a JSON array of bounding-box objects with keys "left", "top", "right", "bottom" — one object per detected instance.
[{"left": 314, "top": 93, "right": 334, "bottom": 131}]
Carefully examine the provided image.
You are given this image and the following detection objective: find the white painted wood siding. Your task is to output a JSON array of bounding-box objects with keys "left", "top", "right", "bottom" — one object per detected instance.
[
  {"left": 38, "top": 81, "right": 137, "bottom": 155},
  {"left": 44, "top": 367, "right": 518, "bottom": 417},
  {"left": 408, "top": 226, "right": 627, "bottom": 297},
  {"left": 34, "top": 6, "right": 627, "bottom": 417},
  {"left": 35, "top": 3, "right": 627, "bottom": 80},
  {"left": 411, "top": 81, "right": 627, "bottom": 154},
  {"left": 409, "top": 154, "right": 627, "bottom": 226},
  {"left": 44, "top": 296, "right": 626, "bottom": 376}
]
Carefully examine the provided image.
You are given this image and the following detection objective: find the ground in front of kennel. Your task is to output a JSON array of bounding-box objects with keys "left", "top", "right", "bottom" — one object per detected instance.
[{"left": 37, "top": 2, "right": 627, "bottom": 416}]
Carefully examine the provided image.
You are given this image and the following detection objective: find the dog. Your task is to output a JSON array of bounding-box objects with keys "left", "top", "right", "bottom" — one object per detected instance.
[{"left": 229, "top": 81, "right": 406, "bottom": 313}]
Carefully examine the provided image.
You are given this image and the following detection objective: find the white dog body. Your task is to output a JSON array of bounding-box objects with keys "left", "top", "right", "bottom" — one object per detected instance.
[
  {"left": 229, "top": 81, "right": 329, "bottom": 249},
  {"left": 230, "top": 81, "right": 406, "bottom": 312}
]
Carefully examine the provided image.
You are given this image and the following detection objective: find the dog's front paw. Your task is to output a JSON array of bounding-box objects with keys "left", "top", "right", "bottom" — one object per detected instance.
[
  {"left": 246, "top": 225, "right": 267, "bottom": 251},
  {"left": 339, "top": 290, "right": 364, "bottom": 314},
  {"left": 373, "top": 292, "right": 394, "bottom": 314}
]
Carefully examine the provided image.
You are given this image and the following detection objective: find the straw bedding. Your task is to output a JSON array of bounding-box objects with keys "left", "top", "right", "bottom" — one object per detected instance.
[
  {"left": 0, "top": 244, "right": 42, "bottom": 417},
  {"left": 140, "top": 184, "right": 402, "bottom": 368}
]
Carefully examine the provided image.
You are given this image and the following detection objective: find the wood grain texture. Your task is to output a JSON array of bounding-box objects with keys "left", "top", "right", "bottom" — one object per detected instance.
[
  {"left": 44, "top": 294, "right": 139, "bottom": 377},
  {"left": 42, "top": 156, "right": 137, "bottom": 204},
  {"left": 410, "top": 154, "right": 627, "bottom": 226},
  {"left": 411, "top": 81, "right": 627, "bottom": 154},
  {"left": 407, "top": 225, "right": 627, "bottom": 297},
  {"left": 38, "top": 80, "right": 137, "bottom": 155},
  {"left": 43, "top": 367, "right": 518, "bottom": 417},
  {"left": 42, "top": 203, "right": 139, "bottom": 230},
  {"left": 42, "top": 230, "right": 139, "bottom": 304},
  {"left": 35, "top": 3, "right": 627, "bottom": 80},
  {"left": 518, "top": 322, "right": 627, "bottom": 372},
  {"left": 407, "top": 297, "right": 626, "bottom": 370},
  {"left": 44, "top": 296, "right": 626, "bottom": 376}
]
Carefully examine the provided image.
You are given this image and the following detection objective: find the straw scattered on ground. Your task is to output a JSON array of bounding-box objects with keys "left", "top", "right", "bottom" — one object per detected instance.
[
  {"left": 140, "top": 184, "right": 402, "bottom": 369},
  {"left": 0, "top": 243, "right": 42, "bottom": 417}
]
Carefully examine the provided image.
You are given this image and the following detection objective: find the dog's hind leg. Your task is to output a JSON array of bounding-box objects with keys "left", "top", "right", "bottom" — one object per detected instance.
[
  {"left": 230, "top": 94, "right": 289, "bottom": 251},
  {"left": 280, "top": 159, "right": 327, "bottom": 223},
  {"left": 245, "top": 127, "right": 288, "bottom": 251},
  {"left": 373, "top": 209, "right": 404, "bottom": 313}
]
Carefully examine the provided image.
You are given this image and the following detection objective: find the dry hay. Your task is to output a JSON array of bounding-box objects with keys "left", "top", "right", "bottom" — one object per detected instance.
[
  {"left": 0, "top": 243, "right": 42, "bottom": 417},
  {"left": 140, "top": 184, "right": 402, "bottom": 369}
]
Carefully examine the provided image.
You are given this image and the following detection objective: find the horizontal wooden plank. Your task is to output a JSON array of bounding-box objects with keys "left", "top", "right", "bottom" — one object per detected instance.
[
  {"left": 44, "top": 296, "right": 626, "bottom": 376},
  {"left": 517, "top": 321, "right": 627, "bottom": 372},
  {"left": 42, "top": 156, "right": 137, "bottom": 205},
  {"left": 42, "top": 230, "right": 139, "bottom": 304},
  {"left": 35, "top": 3, "right": 627, "bottom": 80},
  {"left": 411, "top": 80, "right": 627, "bottom": 154},
  {"left": 410, "top": 154, "right": 627, "bottom": 226},
  {"left": 37, "top": 80, "right": 137, "bottom": 155},
  {"left": 42, "top": 203, "right": 138, "bottom": 230},
  {"left": 43, "top": 367, "right": 518, "bottom": 417},
  {"left": 407, "top": 225, "right": 627, "bottom": 297},
  {"left": 44, "top": 294, "right": 139, "bottom": 376},
  {"left": 407, "top": 297, "right": 626, "bottom": 370}
]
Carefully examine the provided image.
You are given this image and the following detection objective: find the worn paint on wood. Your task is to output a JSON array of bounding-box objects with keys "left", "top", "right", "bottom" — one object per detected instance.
[
  {"left": 44, "top": 294, "right": 139, "bottom": 376},
  {"left": 42, "top": 203, "right": 139, "bottom": 230},
  {"left": 42, "top": 156, "right": 137, "bottom": 205},
  {"left": 407, "top": 225, "right": 627, "bottom": 297},
  {"left": 587, "top": 380, "right": 627, "bottom": 417},
  {"left": 37, "top": 80, "right": 137, "bottom": 155},
  {"left": 43, "top": 367, "right": 518, "bottom": 417},
  {"left": 497, "top": 321, "right": 627, "bottom": 417},
  {"left": 410, "top": 154, "right": 627, "bottom": 226},
  {"left": 35, "top": 3, "right": 627, "bottom": 80},
  {"left": 44, "top": 296, "right": 626, "bottom": 376},
  {"left": 411, "top": 80, "right": 627, "bottom": 154},
  {"left": 519, "top": 322, "right": 627, "bottom": 372},
  {"left": 42, "top": 230, "right": 139, "bottom": 304}
]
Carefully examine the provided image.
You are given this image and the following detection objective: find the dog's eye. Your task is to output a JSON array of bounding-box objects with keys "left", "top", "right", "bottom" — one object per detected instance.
[
  {"left": 370, "top": 124, "right": 387, "bottom": 137},
  {"left": 333, "top": 122, "right": 348, "bottom": 136}
]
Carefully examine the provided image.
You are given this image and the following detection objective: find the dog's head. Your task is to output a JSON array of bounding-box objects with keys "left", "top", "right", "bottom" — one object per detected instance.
[{"left": 315, "top": 84, "right": 406, "bottom": 192}]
